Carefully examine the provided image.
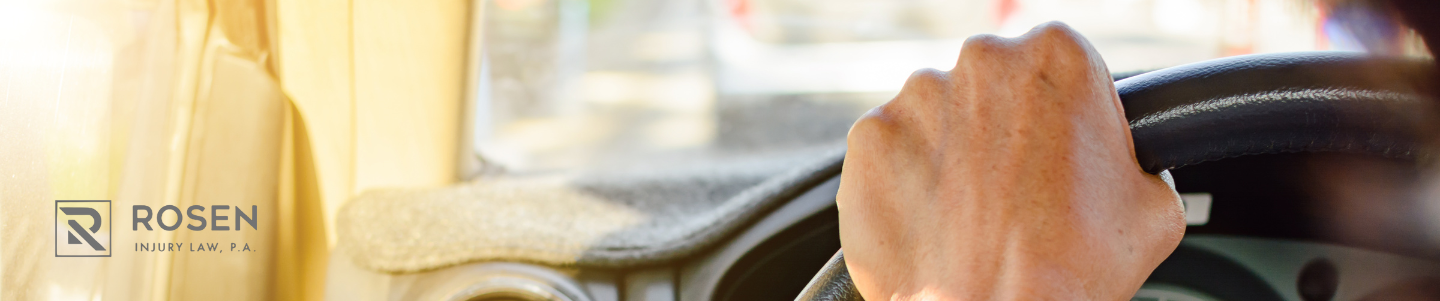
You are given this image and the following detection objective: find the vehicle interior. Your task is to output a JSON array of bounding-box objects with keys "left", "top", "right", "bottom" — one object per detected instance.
[
  {"left": 5, "top": 0, "right": 1439, "bottom": 300},
  {"left": 332, "top": 52, "right": 1440, "bottom": 301},
  {"left": 328, "top": 1, "right": 1440, "bottom": 301}
]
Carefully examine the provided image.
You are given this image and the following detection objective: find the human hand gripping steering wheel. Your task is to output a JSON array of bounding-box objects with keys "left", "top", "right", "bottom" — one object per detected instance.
[
  {"left": 836, "top": 21, "right": 1185, "bottom": 300},
  {"left": 809, "top": 21, "right": 1432, "bottom": 301}
]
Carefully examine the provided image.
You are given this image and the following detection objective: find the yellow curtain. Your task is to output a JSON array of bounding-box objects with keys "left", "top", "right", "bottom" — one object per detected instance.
[{"left": 0, "top": 0, "right": 471, "bottom": 299}]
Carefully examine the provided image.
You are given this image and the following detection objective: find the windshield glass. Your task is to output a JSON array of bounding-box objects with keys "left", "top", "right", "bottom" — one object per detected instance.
[{"left": 473, "top": 0, "right": 1424, "bottom": 173}]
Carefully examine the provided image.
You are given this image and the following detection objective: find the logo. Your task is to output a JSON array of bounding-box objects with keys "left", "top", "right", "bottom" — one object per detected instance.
[{"left": 56, "top": 200, "right": 110, "bottom": 257}]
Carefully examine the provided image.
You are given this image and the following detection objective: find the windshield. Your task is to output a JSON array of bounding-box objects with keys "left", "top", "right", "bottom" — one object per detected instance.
[{"left": 472, "top": 0, "right": 1425, "bottom": 174}]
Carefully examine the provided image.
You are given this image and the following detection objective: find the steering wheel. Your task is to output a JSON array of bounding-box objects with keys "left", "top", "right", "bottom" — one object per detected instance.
[{"left": 795, "top": 51, "right": 1435, "bottom": 301}]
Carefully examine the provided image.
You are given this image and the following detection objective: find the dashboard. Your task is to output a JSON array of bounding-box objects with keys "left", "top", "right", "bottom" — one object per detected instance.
[{"left": 376, "top": 152, "right": 1440, "bottom": 301}]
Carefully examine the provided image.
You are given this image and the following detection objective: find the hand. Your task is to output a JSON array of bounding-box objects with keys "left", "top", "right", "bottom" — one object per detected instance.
[{"left": 836, "top": 21, "right": 1185, "bottom": 300}]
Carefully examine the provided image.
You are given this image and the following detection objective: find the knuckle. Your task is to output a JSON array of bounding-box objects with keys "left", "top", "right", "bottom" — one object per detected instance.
[
  {"left": 902, "top": 68, "right": 950, "bottom": 91},
  {"left": 1031, "top": 21, "right": 1082, "bottom": 42},
  {"left": 1024, "top": 21, "right": 1089, "bottom": 55},
  {"left": 959, "top": 33, "right": 1009, "bottom": 59},
  {"left": 893, "top": 68, "right": 952, "bottom": 113},
  {"left": 1021, "top": 21, "right": 1103, "bottom": 74},
  {"left": 848, "top": 105, "right": 900, "bottom": 143}
]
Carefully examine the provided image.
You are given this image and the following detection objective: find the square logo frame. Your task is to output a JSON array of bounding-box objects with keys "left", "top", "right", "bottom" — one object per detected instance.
[{"left": 56, "top": 200, "right": 111, "bottom": 257}]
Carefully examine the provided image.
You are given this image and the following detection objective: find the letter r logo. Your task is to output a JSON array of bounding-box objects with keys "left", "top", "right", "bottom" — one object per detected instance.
[{"left": 56, "top": 200, "right": 110, "bottom": 257}]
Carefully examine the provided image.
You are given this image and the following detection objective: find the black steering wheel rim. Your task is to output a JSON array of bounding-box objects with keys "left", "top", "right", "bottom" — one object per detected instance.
[
  {"left": 1122, "top": 51, "right": 1432, "bottom": 173},
  {"left": 795, "top": 51, "right": 1436, "bottom": 301}
]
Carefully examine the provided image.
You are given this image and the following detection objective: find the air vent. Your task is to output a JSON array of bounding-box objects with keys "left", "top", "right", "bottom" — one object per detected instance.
[{"left": 403, "top": 262, "right": 592, "bottom": 301}]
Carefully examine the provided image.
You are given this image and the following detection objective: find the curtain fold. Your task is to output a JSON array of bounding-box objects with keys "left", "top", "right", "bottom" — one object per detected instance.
[{"left": 1, "top": 0, "right": 470, "bottom": 299}]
